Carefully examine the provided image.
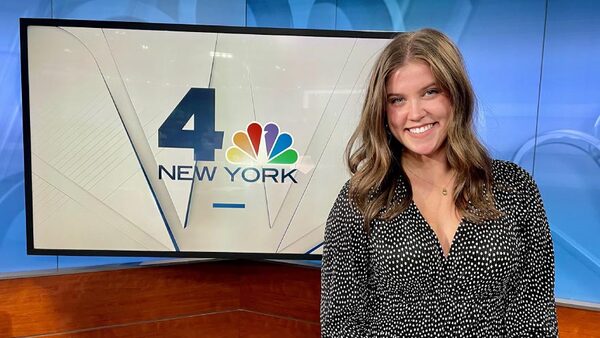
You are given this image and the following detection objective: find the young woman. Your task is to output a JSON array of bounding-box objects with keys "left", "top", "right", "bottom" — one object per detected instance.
[{"left": 320, "top": 28, "right": 558, "bottom": 337}]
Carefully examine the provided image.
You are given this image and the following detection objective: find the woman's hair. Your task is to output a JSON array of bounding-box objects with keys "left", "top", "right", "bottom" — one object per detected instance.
[{"left": 346, "top": 28, "right": 501, "bottom": 231}]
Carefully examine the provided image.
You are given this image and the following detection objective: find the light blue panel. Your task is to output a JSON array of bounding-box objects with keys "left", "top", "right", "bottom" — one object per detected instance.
[
  {"left": 446, "top": 0, "right": 546, "bottom": 167},
  {"left": 194, "top": 0, "right": 245, "bottom": 26},
  {"left": 334, "top": 0, "right": 475, "bottom": 36},
  {"left": 537, "top": 0, "right": 600, "bottom": 132},
  {"left": 53, "top": 0, "right": 179, "bottom": 22},
  {"left": 246, "top": 0, "right": 293, "bottom": 28},
  {"left": 53, "top": 0, "right": 246, "bottom": 25},
  {"left": 300, "top": 0, "right": 336, "bottom": 29},
  {"left": 534, "top": 0, "right": 600, "bottom": 303},
  {"left": 335, "top": 0, "right": 394, "bottom": 31},
  {"left": 536, "top": 148, "right": 600, "bottom": 303},
  {"left": 246, "top": 0, "right": 336, "bottom": 29},
  {"left": 0, "top": 0, "right": 57, "bottom": 274},
  {"left": 403, "top": 0, "right": 473, "bottom": 37},
  {"left": 57, "top": 255, "right": 163, "bottom": 269},
  {"left": 554, "top": 236, "right": 600, "bottom": 303}
]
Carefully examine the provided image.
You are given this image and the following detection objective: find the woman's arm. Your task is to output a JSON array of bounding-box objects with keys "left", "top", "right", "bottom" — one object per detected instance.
[
  {"left": 320, "top": 182, "right": 371, "bottom": 337},
  {"left": 505, "top": 166, "right": 558, "bottom": 337}
]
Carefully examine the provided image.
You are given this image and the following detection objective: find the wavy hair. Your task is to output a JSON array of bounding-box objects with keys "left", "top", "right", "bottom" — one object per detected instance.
[{"left": 346, "top": 28, "right": 501, "bottom": 231}]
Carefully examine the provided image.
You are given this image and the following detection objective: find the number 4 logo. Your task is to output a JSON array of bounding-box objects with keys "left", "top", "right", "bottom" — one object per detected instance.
[{"left": 158, "top": 88, "right": 224, "bottom": 161}]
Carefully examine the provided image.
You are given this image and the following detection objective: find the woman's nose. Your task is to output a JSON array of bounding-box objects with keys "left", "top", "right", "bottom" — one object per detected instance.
[{"left": 407, "top": 98, "right": 425, "bottom": 121}]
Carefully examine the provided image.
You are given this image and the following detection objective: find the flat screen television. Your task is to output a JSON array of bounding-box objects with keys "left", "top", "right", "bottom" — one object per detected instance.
[{"left": 21, "top": 18, "right": 393, "bottom": 259}]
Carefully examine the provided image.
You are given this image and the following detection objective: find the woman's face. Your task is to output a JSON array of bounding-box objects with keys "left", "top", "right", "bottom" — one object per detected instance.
[{"left": 385, "top": 60, "right": 452, "bottom": 159}]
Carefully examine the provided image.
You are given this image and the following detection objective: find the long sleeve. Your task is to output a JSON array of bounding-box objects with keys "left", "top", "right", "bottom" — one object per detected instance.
[
  {"left": 320, "top": 183, "right": 371, "bottom": 337},
  {"left": 505, "top": 167, "right": 558, "bottom": 337}
]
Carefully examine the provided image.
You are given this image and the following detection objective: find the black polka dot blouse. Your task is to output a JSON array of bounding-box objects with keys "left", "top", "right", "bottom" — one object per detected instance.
[{"left": 320, "top": 160, "right": 558, "bottom": 337}]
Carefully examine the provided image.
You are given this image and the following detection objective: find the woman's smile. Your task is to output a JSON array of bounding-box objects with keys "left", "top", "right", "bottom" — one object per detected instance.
[{"left": 405, "top": 122, "right": 437, "bottom": 137}]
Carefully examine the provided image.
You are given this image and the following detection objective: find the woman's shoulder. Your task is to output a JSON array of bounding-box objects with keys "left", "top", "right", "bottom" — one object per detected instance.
[
  {"left": 329, "top": 180, "right": 357, "bottom": 215},
  {"left": 325, "top": 181, "right": 366, "bottom": 242},
  {"left": 330, "top": 180, "right": 350, "bottom": 205},
  {"left": 490, "top": 159, "right": 541, "bottom": 203},
  {"left": 491, "top": 159, "right": 536, "bottom": 187},
  {"left": 327, "top": 180, "right": 365, "bottom": 230}
]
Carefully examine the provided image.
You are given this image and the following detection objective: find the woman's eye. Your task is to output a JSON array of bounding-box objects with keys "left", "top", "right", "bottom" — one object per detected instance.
[
  {"left": 389, "top": 97, "right": 404, "bottom": 104},
  {"left": 424, "top": 88, "right": 440, "bottom": 96}
]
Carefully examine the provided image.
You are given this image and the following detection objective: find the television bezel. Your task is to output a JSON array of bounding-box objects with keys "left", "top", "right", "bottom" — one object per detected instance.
[{"left": 20, "top": 17, "right": 395, "bottom": 260}]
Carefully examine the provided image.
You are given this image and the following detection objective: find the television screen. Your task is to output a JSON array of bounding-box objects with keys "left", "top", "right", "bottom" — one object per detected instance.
[{"left": 21, "top": 18, "right": 392, "bottom": 259}]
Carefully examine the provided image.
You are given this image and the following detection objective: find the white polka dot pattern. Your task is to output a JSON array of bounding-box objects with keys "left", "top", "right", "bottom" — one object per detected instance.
[{"left": 320, "top": 160, "right": 558, "bottom": 337}]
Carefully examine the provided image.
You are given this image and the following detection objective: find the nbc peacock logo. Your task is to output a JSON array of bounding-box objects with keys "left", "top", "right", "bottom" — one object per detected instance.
[{"left": 226, "top": 122, "right": 298, "bottom": 165}]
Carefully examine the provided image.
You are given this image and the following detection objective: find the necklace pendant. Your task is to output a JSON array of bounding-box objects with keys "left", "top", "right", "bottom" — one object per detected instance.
[{"left": 442, "top": 188, "right": 448, "bottom": 196}]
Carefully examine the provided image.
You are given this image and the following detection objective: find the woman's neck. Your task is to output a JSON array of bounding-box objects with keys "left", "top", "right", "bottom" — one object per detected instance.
[{"left": 401, "top": 149, "right": 453, "bottom": 184}]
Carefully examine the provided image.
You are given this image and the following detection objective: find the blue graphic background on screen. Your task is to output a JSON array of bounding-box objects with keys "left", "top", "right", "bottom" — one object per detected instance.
[
  {"left": 535, "top": 0, "right": 600, "bottom": 303},
  {"left": 0, "top": 0, "right": 598, "bottom": 305}
]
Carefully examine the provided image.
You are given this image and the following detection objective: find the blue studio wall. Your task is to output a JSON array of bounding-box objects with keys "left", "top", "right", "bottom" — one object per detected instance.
[{"left": 1, "top": 0, "right": 599, "bottom": 305}]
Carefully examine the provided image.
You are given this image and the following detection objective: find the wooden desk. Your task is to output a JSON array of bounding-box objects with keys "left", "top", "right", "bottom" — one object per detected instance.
[{"left": 0, "top": 260, "right": 596, "bottom": 337}]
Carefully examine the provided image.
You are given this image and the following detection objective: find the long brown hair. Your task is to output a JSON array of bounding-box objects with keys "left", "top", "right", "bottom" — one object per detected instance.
[{"left": 346, "top": 28, "right": 501, "bottom": 231}]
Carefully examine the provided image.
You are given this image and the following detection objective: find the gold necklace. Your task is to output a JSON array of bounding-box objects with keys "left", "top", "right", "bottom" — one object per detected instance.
[{"left": 403, "top": 166, "right": 455, "bottom": 196}]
